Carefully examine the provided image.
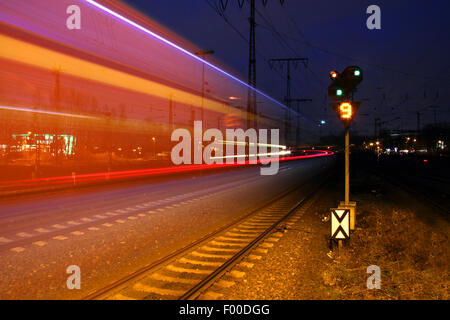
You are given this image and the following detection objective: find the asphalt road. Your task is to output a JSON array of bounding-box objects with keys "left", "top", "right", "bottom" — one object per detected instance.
[{"left": 0, "top": 157, "right": 334, "bottom": 299}]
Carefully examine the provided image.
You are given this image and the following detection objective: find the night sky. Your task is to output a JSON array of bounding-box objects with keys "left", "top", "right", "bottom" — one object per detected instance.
[{"left": 121, "top": 0, "right": 450, "bottom": 136}]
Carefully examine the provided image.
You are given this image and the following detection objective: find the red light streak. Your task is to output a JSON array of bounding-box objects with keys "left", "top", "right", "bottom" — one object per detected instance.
[{"left": 0, "top": 150, "right": 334, "bottom": 190}]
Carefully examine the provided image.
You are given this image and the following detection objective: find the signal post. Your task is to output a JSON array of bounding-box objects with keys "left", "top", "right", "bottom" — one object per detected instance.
[{"left": 328, "top": 66, "right": 363, "bottom": 249}]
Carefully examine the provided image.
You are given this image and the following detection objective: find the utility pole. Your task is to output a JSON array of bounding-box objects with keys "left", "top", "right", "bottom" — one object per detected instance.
[
  {"left": 429, "top": 105, "right": 439, "bottom": 127},
  {"left": 269, "top": 58, "right": 308, "bottom": 144},
  {"left": 195, "top": 50, "right": 214, "bottom": 124},
  {"left": 219, "top": 1, "right": 286, "bottom": 130},
  {"left": 285, "top": 98, "right": 312, "bottom": 146},
  {"left": 269, "top": 58, "right": 308, "bottom": 108}
]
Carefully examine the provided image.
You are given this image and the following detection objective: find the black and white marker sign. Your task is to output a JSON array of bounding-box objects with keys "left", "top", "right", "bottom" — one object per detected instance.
[{"left": 331, "top": 208, "right": 350, "bottom": 239}]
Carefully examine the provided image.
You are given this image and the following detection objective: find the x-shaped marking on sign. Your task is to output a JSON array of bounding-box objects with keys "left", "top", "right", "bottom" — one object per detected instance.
[{"left": 331, "top": 209, "right": 350, "bottom": 239}]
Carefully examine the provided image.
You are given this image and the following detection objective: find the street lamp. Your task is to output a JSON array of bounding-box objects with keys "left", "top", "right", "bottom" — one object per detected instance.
[{"left": 319, "top": 120, "right": 326, "bottom": 142}]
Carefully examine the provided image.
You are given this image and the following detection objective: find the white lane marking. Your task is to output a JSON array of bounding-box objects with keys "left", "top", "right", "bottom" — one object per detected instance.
[
  {"left": 256, "top": 248, "right": 268, "bottom": 254},
  {"left": 71, "top": 231, "right": 84, "bottom": 236},
  {"left": 17, "top": 232, "right": 32, "bottom": 238},
  {"left": 127, "top": 216, "right": 137, "bottom": 220},
  {"left": 166, "top": 264, "right": 211, "bottom": 275},
  {"left": 53, "top": 235, "right": 68, "bottom": 240},
  {"left": 105, "top": 212, "right": 117, "bottom": 216},
  {"left": 133, "top": 283, "right": 184, "bottom": 296},
  {"left": 67, "top": 221, "right": 80, "bottom": 226},
  {"left": 115, "top": 220, "right": 125, "bottom": 224},
  {"left": 35, "top": 228, "right": 50, "bottom": 233},
  {"left": 261, "top": 242, "right": 274, "bottom": 248},
  {"left": 0, "top": 237, "right": 12, "bottom": 243},
  {"left": 33, "top": 241, "right": 47, "bottom": 247},
  {"left": 137, "top": 214, "right": 146, "bottom": 217},
  {"left": 88, "top": 227, "right": 100, "bottom": 231},
  {"left": 248, "top": 254, "right": 262, "bottom": 260},
  {"left": 147, "top": 210, "right": 156, "bottom": 214},
  {"left": 80, "top": 218, "right": 92, "bottom": 222},
  {"left": 179, "top": 257, "right": 222, "bottom": 267},
  {"left": 11, "top": 247, "right": 25, "bottom": 253},
  {"left": 156, "top": 208, "right": 164, "bottom": 212},
  {"left": 102, "top": 223, "right": 113, "bottom": 227},
  {"left": 151, "top": 273, "right": 197, "bottom": 285},
  {"left": 267, "top": 237, "right": 280, "bottom": 242},
  {"left": 94, "top": 215, "right": 107, "bottom": 219}
]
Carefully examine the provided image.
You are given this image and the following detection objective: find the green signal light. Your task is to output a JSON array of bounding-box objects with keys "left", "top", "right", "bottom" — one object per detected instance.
[
  {"left": 336, "top": 89, "right": 343, "bottom": 96},
  {"left": 354, "top": 69, "right": 361, "bottom": 76}
]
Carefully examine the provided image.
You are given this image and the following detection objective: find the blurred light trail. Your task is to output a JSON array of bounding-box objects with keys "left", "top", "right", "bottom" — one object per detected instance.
[
  {"left": 0, "top": 105, "right": 99, "bottom": 120},
  {"left": 83, "top": 0, "right": 295, "bottom": 113},
  {"left": 218, "top": 140, "right": 287, "bottom": 150},
  {"left": 210, "top": 150, "right": 291, "bottom": 160},
  {"left": 0, "top": 34, "right": 230, "bottom": 116},
  {"left": 0, "top": 150, "right": 333, "bottom": 188}
]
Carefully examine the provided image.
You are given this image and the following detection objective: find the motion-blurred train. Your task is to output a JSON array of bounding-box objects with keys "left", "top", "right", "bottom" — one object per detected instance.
[{"left": 0, "top": 0, "right": 318, "bottom": 193}]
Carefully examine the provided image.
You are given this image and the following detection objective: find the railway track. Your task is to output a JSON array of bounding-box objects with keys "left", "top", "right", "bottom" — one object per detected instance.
[
  {"left": 82, "top": 173, "right": 329, "bottom": 300},
  {"left": 375, "top": 170, "right": 450, "bottom": 216}
]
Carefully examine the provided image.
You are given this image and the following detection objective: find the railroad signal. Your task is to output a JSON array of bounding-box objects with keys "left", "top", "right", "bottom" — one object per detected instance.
[
  {"left": 328, "top": 66, "right": 363, "bottom": 101},
  {"left": 327, "top": 66, "right": 363, "bottom": 246},
  {"left": 341, "top": 65, "right": 363, "bottom": 89}
]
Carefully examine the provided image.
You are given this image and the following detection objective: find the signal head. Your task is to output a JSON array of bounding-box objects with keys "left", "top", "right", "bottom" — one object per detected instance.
[{"left": 342, "top": 66, "right": 363, "bottom": 84}]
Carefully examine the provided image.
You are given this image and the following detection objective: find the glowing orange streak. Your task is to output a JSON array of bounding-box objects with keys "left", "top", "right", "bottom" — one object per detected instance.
[{"left": 0, "top": 34, "right": 237, "bottom": 117}]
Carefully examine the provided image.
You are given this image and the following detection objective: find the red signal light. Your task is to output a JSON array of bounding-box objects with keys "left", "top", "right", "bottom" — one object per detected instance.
[{"left": 330, "top": 70, "right": 338, "bottom": 80}]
